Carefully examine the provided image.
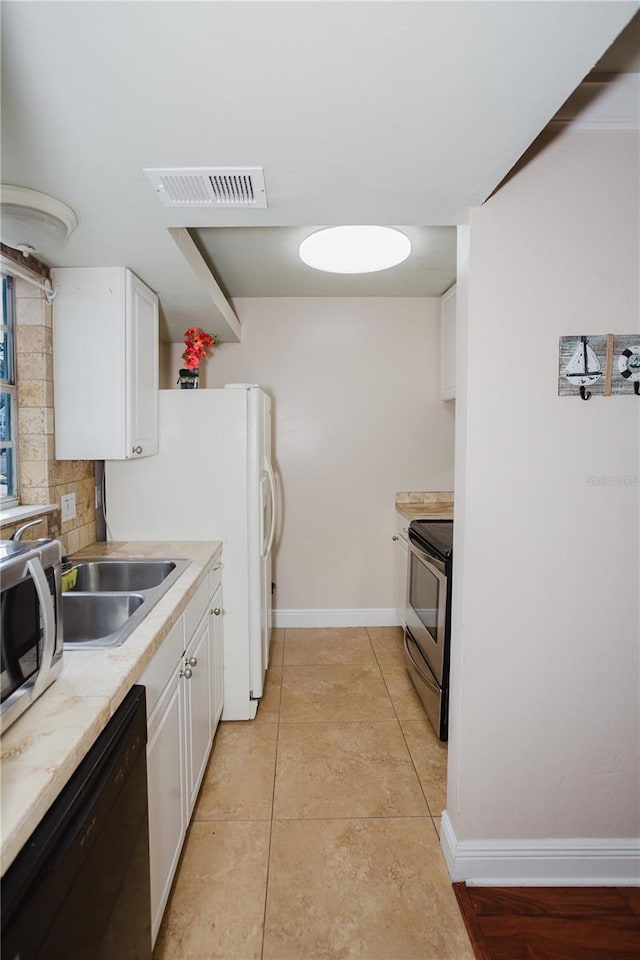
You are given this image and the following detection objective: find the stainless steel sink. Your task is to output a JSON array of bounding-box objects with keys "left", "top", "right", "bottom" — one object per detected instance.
[
  {"left": 62, "top": 557, "right": 190, "bottom": 649},
  {"left": 69, "top": 559, "right": 179, "bottom": 592},
  {"left": 63, "top": 593, "right": 145, "bottom": 645}
]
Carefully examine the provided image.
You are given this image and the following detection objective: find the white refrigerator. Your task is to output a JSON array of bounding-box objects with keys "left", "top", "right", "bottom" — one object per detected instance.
[{"left": 105, "top": 385, "right": 277, "bottom": 721}]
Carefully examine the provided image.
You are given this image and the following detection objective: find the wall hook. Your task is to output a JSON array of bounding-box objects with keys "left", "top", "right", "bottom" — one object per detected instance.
[{"left": 579, "top": 385, "right": 592, "bottom": 401}]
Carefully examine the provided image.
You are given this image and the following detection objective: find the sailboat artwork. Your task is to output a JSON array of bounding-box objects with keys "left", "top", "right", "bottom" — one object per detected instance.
[
  {"left": 565, "top": 337, "right": 602, "bottom": 386},
  {"left": 559, "top": 334, "right": 640, "bottom": 398},
  {"left": 558, "top": 335, "right": 607, "bottom": 398}
]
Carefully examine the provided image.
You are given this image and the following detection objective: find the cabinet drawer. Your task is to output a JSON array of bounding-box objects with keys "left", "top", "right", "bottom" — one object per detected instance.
[
  {"left": 141, "top": 618, "right": 184, "bottom": 718},
  {"left": 183, "top": 578, "right": 210, "bottom": 641}
]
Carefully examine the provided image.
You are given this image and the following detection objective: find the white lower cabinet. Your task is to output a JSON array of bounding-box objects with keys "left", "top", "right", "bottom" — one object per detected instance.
[
  {"left": 184, "top": 609, "right": 212, "bottom": 816},
  {"left": 394, "top": 514, "right": 409, "bottom": 626},
  {"left": 146, "top": 664, "right": 186, "bottom": 944},
  {"left": 141, "top": 562, "right": 223, "bottom": 946},
  {"left": 210, "top": 581, "right": 224, "bottom": 731}
]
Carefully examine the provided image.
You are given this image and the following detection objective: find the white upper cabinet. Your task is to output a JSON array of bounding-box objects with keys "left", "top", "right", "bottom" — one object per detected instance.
[
  {"left": 441, "top": 283, "right": 456, "bottom": 401},
  {"left": 128, "top": 272, "right": 159, "bottom": 457},
  {"left": 52, "top": 267, "right": 159, "bottom": 459}
]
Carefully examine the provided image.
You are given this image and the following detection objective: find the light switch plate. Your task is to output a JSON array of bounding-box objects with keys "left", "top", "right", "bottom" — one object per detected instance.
[{"left": 61, "top": 492, "right": 76, "bottom": 522}]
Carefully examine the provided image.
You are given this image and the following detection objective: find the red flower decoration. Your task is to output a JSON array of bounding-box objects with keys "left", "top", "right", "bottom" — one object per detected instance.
[{"left": 181, "top": 327, "right": 219, "bottom": 369}]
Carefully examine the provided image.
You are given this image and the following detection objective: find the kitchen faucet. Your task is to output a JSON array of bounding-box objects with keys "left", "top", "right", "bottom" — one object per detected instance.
[{"left": 12, "top": 518, "right": 44, "bottom": 541}]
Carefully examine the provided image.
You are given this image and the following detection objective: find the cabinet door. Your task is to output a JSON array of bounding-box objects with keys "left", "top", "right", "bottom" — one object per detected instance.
[
  {"left": 147, "top": 664, "right": 186, "bottom": 946},
  {"left": 52, "top": 267, "right": 127, "bottom": 459},
  {"left": 441, "top": 284, "right": 456, "bottom": 401},
  {"left": 184, "top": 612, "right": 212, "bottom": 816},
  {"left": 126, "top": 271, "right": 159, "bottom": 458},
  {"left": 52, "top": 267, "right": 159, "bottom": 459},
  {"left": 210, "top": 583, "right": 224, "bottom": 731},
  {"left": 395, "top": 532, "right": 409, "bottom": 626}
]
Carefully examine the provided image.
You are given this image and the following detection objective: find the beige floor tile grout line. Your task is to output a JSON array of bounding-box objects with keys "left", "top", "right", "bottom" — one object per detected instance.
[
  {"left": 259, "top": 627, "right": 285, "bottom": 960},
  {"left": 365, "top": 627, "right": 441, "bottom": 830}
]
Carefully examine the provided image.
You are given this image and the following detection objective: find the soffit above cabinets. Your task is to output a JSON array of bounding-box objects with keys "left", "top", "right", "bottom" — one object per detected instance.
[
  {"left": 190, "top": 226, "right": 457, "bottom": 299},
  {"left": 1, "top": 1, "right": 637, "bottom": 340}
]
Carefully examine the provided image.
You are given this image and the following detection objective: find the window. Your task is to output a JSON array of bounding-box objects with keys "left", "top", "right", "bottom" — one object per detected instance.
[{"left": 1, "top": 274, "right": 19, "bottom": 507}]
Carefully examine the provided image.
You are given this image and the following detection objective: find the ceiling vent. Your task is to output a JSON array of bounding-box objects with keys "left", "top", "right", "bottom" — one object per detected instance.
[{"left": 144, "top": 167, "right": 267, "bottom": 208}]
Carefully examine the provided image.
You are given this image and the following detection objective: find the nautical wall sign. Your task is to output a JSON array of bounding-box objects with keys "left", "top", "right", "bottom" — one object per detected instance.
[
  {"left": 559, "top": 334, "right": 640, "bottom": 400},
  {"left": 613, "top": 335, "right": 640, "bottom": 396},
  {"left": 559, "top": 335, "right": 607, "bottom": 399}
]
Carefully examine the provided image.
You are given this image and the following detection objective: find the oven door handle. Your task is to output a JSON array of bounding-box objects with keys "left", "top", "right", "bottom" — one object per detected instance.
[
  {"left": 408, "top": 537, "right": 447, "bottom": 577},
  {"left": 27, "top": 556, "right": 56, "bottom": 696},
  {"left": 404, "top": 633, "right": 441, "bottom": 693}
]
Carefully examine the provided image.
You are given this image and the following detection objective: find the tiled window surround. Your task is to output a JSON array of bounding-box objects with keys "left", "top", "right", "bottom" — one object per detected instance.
[{"left": 0, "top": 276, "right": 96, "bottom": 552}]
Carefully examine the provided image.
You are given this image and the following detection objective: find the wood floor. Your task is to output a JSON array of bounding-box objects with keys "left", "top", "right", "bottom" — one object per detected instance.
[{"left": 453, "top": 883, "right": 640, "bottom": 960}]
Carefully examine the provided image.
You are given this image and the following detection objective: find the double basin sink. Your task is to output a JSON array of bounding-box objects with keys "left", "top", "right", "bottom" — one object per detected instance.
[{"left": 62, "top": 558, "right": 190, "bottom": 649}]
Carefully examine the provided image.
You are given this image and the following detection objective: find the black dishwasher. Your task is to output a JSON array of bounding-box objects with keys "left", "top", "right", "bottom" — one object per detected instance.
[{"left": 1, "top": 685, "right": 152, "bottom": 960}]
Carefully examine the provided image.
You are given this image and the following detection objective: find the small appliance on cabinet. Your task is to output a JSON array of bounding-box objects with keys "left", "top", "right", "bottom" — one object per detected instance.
[
  {"left": 0, "top": 538, "right": 63, "bottom": 732},
  {"left": 404, "top": 519, "right": 453, "bottom": 741}
]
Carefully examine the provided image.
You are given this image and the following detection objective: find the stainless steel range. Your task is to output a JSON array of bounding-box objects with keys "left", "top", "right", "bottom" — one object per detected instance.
[{"left": 404, "top": 519, "right": 453, "bottom": 742}]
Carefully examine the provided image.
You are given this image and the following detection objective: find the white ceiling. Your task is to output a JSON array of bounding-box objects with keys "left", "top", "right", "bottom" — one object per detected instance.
[{"left": 1, "top": 1, "right": 638, "bottom": 340}]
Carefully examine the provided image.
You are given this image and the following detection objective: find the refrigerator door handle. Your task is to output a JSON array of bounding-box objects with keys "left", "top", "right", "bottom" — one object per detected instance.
[
  {"left": 260, "top": 473, "right": 266, "bottom": 557},
  {"left": 264, "top": 457, "right": 277, "bottom": 558}
]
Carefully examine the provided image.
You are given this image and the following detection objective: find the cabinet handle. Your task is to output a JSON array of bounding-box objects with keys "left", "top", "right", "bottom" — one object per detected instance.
[
  {"left": 132, "top": 445, "right": 143, "bottom": 455},
  {"left": 392, "top": 535, "right": 398, "bottom": 541},
  {"left": 212, "top": 607, "right": 221, "bottom": 616},
  {"left": 187, "top": 656, "right": 198, "bottom": 668},
  {"left": 181, "top": 666, "right": 193, "bottom": 680}
]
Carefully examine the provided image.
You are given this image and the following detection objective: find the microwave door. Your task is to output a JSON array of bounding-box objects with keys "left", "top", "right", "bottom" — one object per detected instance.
[
  {"left": 1, "top": 582, "right": 40, "bottom": 700},
  {"left": 27, "top": 557, "right": 57, "bottom": 696},
  {"left": 0, "top": 539, "right": 63, "bottom": 734},
  {"left": 1, "top": 630, "right": 28, "bottom": 698}
]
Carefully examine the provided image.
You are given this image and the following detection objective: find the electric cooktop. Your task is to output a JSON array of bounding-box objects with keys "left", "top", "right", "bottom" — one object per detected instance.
[{"left": 408, "top": 519, "right": 453, "bottom": 559}]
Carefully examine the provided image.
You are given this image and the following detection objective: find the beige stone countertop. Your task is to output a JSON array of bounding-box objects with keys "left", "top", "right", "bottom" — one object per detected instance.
[
  {"left": 395, "top": 491, "right": 454, "bottom": 521},
  {"left": 0, "top": 539, "right": 222, "bottom": 876}
]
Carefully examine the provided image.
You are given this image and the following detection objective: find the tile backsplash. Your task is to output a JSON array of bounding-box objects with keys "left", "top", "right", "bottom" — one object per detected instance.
[{"left": 0, "top": 277, "right": 96, "bottom": 553}]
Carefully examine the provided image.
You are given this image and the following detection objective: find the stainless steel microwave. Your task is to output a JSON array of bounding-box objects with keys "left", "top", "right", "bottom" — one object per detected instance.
[{"left": 1, "top": 538, "right": 64, "bottom": 733}]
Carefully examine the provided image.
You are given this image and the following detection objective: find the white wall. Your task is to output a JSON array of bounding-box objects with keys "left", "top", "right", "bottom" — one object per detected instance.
[
  {"left": 165, "top": 298, "right": 455, "bottom": 617},
  {"left": 447, "top": 128, "right": 639, "bottom": 873}
]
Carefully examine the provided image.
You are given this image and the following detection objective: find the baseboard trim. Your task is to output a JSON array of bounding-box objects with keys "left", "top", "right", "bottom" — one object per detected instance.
[
  {"left": 440, "top": 811, "right": 640, "bottom": 886},
  {"left": 273, "top": 608, "right": 401, "bottom": 628}
]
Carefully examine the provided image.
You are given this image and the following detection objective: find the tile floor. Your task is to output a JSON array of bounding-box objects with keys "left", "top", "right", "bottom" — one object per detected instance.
[{"left": 154, "top": 626, "right": 474, "bottom": 960}]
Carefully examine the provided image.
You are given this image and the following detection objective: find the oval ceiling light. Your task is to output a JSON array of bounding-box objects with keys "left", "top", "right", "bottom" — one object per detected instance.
[
  {"left": 299, "top": 225, "right": 411, "bottom": 274},
  {"left": 0, "top": 185, "right": 77, "bottom": 257}
]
